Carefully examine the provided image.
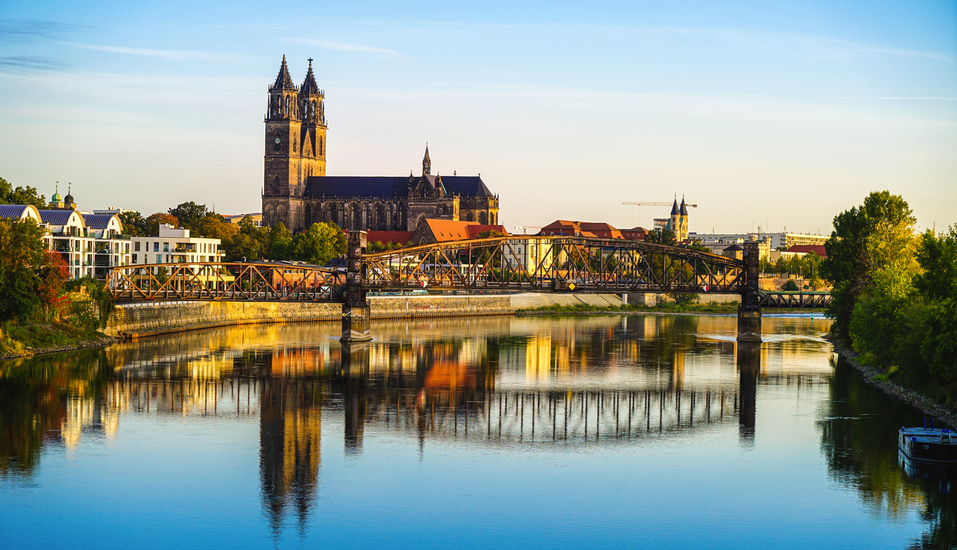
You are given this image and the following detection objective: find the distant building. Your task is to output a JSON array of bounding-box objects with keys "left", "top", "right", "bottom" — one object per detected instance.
[
  {"left": 411, "top": 218, "right": 507, "bottom": 245},
  {"left": 261, "top": 56, "right": 499, "bottom": 232},
  {"left": 539, "top": 220, "right": 645, "bottom": 240},
  {"left": 224, "top": 213, "right": 263, "bottom": 227},
  {"left": 1, "top": 200, "right": 132, "bottom": 281},
  {"left": 131, "top": 224, "right": 224, "bottom": 266},
  {"left": 667, "top": 197, "right": 690, "bottom": 241}
]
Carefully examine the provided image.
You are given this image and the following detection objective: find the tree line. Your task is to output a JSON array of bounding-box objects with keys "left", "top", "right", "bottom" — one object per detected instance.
[
  {"left": 821, "top": 191, "right": 957, "bottom": 405},
  {"left": 120, "top": 201, "right": 346, "bottom": 266}
]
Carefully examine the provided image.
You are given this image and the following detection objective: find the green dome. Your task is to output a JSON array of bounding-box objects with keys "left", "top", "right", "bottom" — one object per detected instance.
[{"left": 52, "top": 191, "right": 62, "bottom": 202}]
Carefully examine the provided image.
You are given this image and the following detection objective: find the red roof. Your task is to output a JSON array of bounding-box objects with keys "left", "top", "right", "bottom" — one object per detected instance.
[
  {"left": 424, "top": 220, "right": 508, "bottom": 243},
  {"left": 367, "top": 231, "right": 414, "bottom": 246},
  {"left": 787, "top": 244, "right": 827, "bottom": 257}
]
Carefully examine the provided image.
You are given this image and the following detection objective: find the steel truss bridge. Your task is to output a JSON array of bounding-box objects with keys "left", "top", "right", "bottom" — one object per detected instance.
[{"left": 106, "top": 236, "right": 749, "bottom": 302}]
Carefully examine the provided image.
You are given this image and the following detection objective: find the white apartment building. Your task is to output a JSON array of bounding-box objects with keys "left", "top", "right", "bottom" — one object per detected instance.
[
  {"left": 131, "top": 224, "right": 224, "bottom": 266},
  {"left": 1, "top": 205, "right": 131, "bottom": 281},
  {"left": 690, "top": 231, "right": 828, "bottom": 250},
  {"left": 502, "top": 237, "right": 560, "bottom": 272}
]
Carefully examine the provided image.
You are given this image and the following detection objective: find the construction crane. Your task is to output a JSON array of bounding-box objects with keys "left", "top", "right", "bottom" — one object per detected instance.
[{"left": 622, "top": 201, "right": 698, "bottom": 208}]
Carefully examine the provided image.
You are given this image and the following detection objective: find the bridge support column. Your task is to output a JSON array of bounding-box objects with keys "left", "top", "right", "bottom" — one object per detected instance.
[
  {"left": 737, "top": 241, "right": 762, "bottom": 343},
  {"left": 341, "top": 230, "right": 372, "bottom": 343},
  {"left": 737, "top": 341, "right": 761, "bottom": 442}
]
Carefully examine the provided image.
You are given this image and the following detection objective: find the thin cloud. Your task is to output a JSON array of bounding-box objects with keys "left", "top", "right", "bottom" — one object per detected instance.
[
  {"left": 284, "top": 37, "right": 399, "bottom": 55},
  {"left": 67, "top": 42, "right": 252, "bottom": 63},
  {"left": 0, "top": 19, "right": 84, "bottom": 42},
  {"left": 0, "top": 56, "right": 64, "bottom": 73}
]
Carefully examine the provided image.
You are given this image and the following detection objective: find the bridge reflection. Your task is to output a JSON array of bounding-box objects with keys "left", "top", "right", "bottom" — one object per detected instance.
[{"left": 2, "top": 315, "right": 836, "bottom": 534}]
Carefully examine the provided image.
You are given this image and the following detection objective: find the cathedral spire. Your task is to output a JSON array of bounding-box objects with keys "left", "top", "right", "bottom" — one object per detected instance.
[
  {"left": 271, "top": 55, "right": 297, "bottom": 92},
  {"left": 679, "top": 195, "right": 688, "bottom": 216},
  {"left": 300, "top": 58, "right": 322, "bottom": 98},
  {"left": 422, "top": 144, "right": 431, "bottom": 175}
]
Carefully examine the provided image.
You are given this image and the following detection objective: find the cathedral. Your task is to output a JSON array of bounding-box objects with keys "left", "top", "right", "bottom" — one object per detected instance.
[{"left": 262, "top": 56, "right": 500, "bottom": 233}]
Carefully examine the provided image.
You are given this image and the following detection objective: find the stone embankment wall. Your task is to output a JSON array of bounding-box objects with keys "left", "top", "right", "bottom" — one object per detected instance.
[
  {"left": 106, "top": 295, "right": 514, "bottom": 339},
  {"left": 105, "top": 292, "right": 736, "bottom": 340}
]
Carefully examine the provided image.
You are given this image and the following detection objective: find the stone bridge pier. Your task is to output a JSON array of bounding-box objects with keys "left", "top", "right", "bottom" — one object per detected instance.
[
  {"left": 737, "top": 241, "right": 762, "bottom": 343},
  {"left": 341, "top": 230, "right": 372, "bottom": 343}
]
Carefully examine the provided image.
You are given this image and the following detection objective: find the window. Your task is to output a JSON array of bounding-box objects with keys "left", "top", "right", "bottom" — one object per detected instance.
[
  {"left": 153, "top": 242, "right": 159, "bottom": 252},
  {"left": 163, "top": 243, "right": 169, "bottom": 252},
  {"left": 132, "top": 254, "right": 137, "bottom": 263},
  {"left": 134, "top": 241, "right": 140, "bottom": 252},
  {"left": 156, "top": 254, "right": 162, "bottom": 263}
]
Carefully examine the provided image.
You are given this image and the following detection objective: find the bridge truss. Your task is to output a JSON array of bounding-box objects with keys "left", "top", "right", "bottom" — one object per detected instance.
[
  {"left": 360, "top": 236, "right": 747, "bottom": 293},
  {"left": 106, "top": 262, "right": 344, "bottom": 302}
]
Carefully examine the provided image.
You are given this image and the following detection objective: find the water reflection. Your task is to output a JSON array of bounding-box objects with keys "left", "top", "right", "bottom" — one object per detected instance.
[{"left": 0, "top": 314, "right": 945, "bottom": 547}]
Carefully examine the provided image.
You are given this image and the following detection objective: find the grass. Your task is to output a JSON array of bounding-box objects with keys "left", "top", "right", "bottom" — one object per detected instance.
[{"left": 1, "top": 320, "right": 104, "bottom": 354}]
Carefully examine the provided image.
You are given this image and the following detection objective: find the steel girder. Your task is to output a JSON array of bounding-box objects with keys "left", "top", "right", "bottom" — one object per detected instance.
[
  {"left": 361, "top": 236, "right": 747, "bottom": 293},
  {"left": 106, "top": 263, "right": 345, "bottom": 302}
]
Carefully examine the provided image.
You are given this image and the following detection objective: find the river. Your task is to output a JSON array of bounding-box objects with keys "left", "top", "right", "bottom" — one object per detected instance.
[{"left": 0, "top": 314, "right": 952, "bottom": 549}]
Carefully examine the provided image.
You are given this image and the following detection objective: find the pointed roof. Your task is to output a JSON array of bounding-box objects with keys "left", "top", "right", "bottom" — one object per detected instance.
[
  {"left": 679, "top": 196, "right": 688, "bottom": 216},
  {"left": 422, "top": 144, "right": 431, "bottom": 175},
  {"left": 270, "top": 55, "right": 297, "bottom": 92},
  {"left": 300, "top": 58, "right": 322, "bottom": 97},
  {"left": 670, "top": 198, "right": 679, "bottom": 216}
]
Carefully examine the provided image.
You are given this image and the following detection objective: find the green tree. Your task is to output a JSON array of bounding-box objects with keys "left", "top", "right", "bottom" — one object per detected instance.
[
  {"left": 0, "top": 177, "right": 46, "bottom": 209},
  {"left": 913, "top": 227, "right": 957, "bottom": 302},
  {"left": 645, "top": 228, "right": 677, "bottom": 246},
  {"left": 291, "top": 222, "right": 346, "bottom": 265},
  {"left": 0, "top": 219, "right": 52, "bottom": 322},
  {"left": 118, "top": 211, "right": 147, "bottom": 237},
  {"left": 167, "top": 201, "right": 209, "bottom": 229},
  {"left": 821, "top": 191, "right": 916, "bottom": 340},
  {"left": 266, "top": 223, "right": 293, "bottom": 260}
]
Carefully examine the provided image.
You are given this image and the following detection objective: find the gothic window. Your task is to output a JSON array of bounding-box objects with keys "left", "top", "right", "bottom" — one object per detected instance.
[
  {"left": 479, "top": 212, "right": 488, "bottom": 225},
  {"left": 465, "top": 211, "right": 474, "bottom": 222},
  {"left": 319, "top": 137, "right": 323, "bottom": 156}
]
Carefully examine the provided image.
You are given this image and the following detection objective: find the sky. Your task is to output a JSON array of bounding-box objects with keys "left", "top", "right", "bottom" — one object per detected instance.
[{"left": 0, "top": 0, "right": 955, "bottom": 235}]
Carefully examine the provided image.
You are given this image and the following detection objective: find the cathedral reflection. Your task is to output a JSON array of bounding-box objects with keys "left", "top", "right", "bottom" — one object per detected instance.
[{"left": 1, "top": 315, "right": 809, "bottom": 534}]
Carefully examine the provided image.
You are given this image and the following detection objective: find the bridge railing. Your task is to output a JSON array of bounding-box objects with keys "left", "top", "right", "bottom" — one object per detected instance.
[
  {"left": 361, "top": 235, "right": 747, "bottom": 293},
  {"left": 106, "top": 262, "right": 346, "bottom": 302}
]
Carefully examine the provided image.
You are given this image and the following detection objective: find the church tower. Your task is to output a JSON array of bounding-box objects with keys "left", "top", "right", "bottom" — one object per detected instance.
[
  {"left": 263, "top": 56, "right": 303, "bottom": 229},
  {"left": 299, "top": 58, "right": 327, "bottom": 178}
]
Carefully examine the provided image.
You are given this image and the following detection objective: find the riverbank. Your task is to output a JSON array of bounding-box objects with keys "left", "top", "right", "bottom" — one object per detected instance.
[
  {"left": 0, "top": 321, "right": 119, "bottom": 361},
  {"left": 826, "top": 334, "right": 957, "bottom": 428}
]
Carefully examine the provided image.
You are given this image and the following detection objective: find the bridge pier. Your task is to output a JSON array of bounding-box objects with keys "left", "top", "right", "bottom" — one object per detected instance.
[
  {"left": 341, "top": 230, "right": 372, "bottom": 343},
  {"left": 737, "top": 241, "right": 762, "bottom": 343},
  {"left": 737, "top": 341, "right": 761, "bottom": 442}
]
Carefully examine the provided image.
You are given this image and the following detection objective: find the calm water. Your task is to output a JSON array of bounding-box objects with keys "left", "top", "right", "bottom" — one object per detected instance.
[{"left": 1, "top": 314, "right": 953, "bottom": 549}]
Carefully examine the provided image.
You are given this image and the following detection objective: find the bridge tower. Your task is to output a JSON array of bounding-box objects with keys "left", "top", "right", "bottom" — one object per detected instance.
[
  {"left": 737, "top": 241, "right": 762, "bottom": 342},
  {"left": 341, "top": 230, "right": 372, "bottom": 343}
]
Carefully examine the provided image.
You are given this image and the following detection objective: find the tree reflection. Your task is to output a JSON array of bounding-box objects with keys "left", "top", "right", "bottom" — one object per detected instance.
[
  {"left": 821, "top": 355, "right": 956, "bottom": 548},
  {"left": 0, "top": 349, "right": 110, "bottom": 478}
]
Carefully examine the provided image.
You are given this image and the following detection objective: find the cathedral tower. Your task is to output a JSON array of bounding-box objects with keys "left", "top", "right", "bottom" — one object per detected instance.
[
  {"left": 299, "top": 58, "right": 327, "bottom": 178},
  {"left": 263, "top": 56, "right": 306, "bottom": 228}
]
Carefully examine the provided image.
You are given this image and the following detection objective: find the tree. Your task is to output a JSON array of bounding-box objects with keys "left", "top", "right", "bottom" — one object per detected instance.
[
  {"left": 820, "top": 191, "right": 916, "bottom": 340},
  {"left": 118, "top": 211, "right": 147, "bottom": 237},
  {"left": 0, "top": 219, "right": 53, "bottom": 322},
  {"left": 645, "top": 228, "right": 677, "bottom": 246},
  {"left": 291, "top": 222, "right": 346, "bottom": 265},
  {"left": 266, "top": 223, "right": 293, "bottom": 260},
  {"left": 0, "top": 177, "right": 46, "bottom": 209},
  {"left": 913, "top": 227, "right": 957, "bottom": 302},
  {"left": 168, "top": 201, "right": 209, "bottom": 229},
  {"left": 145, "top": 213, "right": 180, "bottom": 236}
]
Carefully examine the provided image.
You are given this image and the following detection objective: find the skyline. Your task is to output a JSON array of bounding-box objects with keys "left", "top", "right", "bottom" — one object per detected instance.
[{"left": 1, "top": 1, "right": 954, "bottom": 235}]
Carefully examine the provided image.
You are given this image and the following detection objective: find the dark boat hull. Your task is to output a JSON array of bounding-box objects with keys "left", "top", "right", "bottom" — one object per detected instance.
[{"left": 899, "top": 427, "right": 957, "bottom": 464}]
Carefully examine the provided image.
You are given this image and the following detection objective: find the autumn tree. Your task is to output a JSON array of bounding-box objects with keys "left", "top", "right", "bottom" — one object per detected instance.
[{"left": 144, "top": 213, "right": 180, "bottom": 236}]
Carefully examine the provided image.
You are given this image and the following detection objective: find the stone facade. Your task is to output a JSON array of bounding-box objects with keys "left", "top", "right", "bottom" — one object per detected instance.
[{"left": 262, "top": 57, "right": 499, "bottom": 233}]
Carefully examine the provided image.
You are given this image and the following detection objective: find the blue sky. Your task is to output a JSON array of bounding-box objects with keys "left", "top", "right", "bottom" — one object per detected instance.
[{"left": 1, "top": 0, "right": 954, "bottom": 234}]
